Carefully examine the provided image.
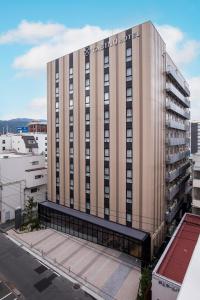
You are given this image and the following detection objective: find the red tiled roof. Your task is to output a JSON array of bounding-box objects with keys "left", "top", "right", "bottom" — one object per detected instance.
[{"left": 157, "top": 214, "right": 200, "bottom": 284}]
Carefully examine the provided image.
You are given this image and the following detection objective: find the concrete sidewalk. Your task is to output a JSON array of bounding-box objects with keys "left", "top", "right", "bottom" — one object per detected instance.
[{"left": 7, "top": 228, "right": 141, "bottom": 300}]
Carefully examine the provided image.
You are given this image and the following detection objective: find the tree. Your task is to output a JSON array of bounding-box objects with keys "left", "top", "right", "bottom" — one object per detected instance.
[{"left": 24, "top": 196, "right": 37, "bottom": 228}]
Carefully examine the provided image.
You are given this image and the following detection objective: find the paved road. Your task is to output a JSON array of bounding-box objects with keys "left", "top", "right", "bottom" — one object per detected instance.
[{"left": 0, "top": 233, "right": 94, "bottom": 300}]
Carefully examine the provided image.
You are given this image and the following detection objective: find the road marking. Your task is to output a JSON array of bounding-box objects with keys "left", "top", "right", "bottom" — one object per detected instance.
[{"left": 0, "top": 292, "right": 12, "bottom": 300}]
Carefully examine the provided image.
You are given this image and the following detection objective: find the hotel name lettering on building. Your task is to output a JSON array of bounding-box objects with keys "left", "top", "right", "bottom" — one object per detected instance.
[{"left": 84, "top": 32, "right": 140, "bottom": 56}]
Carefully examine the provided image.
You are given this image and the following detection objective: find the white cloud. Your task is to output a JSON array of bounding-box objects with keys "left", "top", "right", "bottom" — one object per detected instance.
[
  {"left": 0, "top": 21, "right": 120, "bottom": 72},
  {"left": 156, "top": 24, "right": 200, "bottom": 67},
  {"left": 0, "top": 20, "right": 65, "bottom": 44},
  {"left": 188, "top": 77, "right": 200, "bottom": 120}
]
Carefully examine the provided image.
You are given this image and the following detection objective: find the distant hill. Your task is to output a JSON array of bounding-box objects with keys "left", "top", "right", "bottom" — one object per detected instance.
[{"left": 0, "top": 118, "right": 47, "bottom": 134}]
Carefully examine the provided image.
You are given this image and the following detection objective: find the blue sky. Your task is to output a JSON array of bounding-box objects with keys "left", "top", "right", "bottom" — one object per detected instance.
[{"left": 0, "top": 0, "right": 200, "bottom": 120}]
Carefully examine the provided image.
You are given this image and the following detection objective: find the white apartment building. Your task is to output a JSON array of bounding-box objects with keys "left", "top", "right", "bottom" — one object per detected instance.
[
  {"left": 0, "top": 133, "right": 47, "bottom": 159},
  {"left": 192, "top": 153, "right": 200, "bottom": 214},
  {"left": 0, "top": 153, "right": 47, "bottom": 223}
]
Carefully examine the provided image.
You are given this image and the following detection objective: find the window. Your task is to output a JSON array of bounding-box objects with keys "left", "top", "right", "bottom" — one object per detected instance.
[
  {"left": 56, "top": 73, "right": 59, "bottom": 81},
  {"left": 126, "top": 48, "right": 132, "bottom": 62},
  {"left": 104, "top": 148, "right": 109, "bottom": 157},
  {"left": 70, "top": 164, "right": 74, "bottom": 171},
  {"left": 45, "top": 143, "right": 47, "bottom": 146},
  {"left": 127, "top": 189, "right": 132, "bottom": 199},
  {"left": 56, "top": 177, "right": 60, "bottom": 184},
  {"left": 56, "top": 87, "right": 59, "bottom": 95},
  {"left": 127, "top": 169, "right": 132, "bottom": 179},
  {"left": 127, "top": 128, "right": 132, "bottom": 139},
  {"left": 36, "top": 137, "right": 38, "bottom": 140},
  {"left": 104, "top": 207, "right": 109, "bottom": 215},
  {"left": 105, "top": 186, "right": 109, "bottom": 194},
  {"left": 31, "top": 188, "right": 37, "bottom": 193},
  {"left": 104, "top": 110, "right": 109, "bottom": 122},
  {"left": 2, "top": 147, "right": 5, "bottom": 151},
  {"left": 70, "top": 147, "right": 74, "bottom": 155},
  {"left": 69, "top": 83, "right": 73, "bottom": 93},
  {"left": 85, "top": 95, "right": 90, "bottom": 105},
  {"left": 70, "top": 197, "right": 74, "bottom": 204},
  {"left": 70, "top": 179, "right": 74, "bottom": 187},
  {"left": 85, "top": 62, "right": 90, "bottom": 73},
  {"left": 86, "top": 182, "right": 90, "bottom": 189},
  {"left": 69, "top": 115, "right": 73, "bottom": 123},
  {"left": 104, "top": 92, "right": 109, "bottom": 104},
  {"left": 86, "top": 131, "right": 90, "bottom": 139},
  {"left": 35, "top": 175, "right": 43, "bottom": 179},
  {"left": 104, "top": 130, "right": 109, "bottom": 138},
  {"left": 126, "top": 213, "right": 132, "bottom": 222},
  {"left": 104, "top": 55, "right": 109, "bottom": 67},
  {"left": 85, "top": 78, "right": 90, "bottom": 89},
  {"left": 127, "top": 149, "right": 132, "bottom": 159},
  {"left": 56, "top": 162, "right": 59, "bottom": 169},
  {"left": 85, "top": 148, "right": 90, "bottom": 156},
  {"left": 104, "top": 168, "right": 110, "bottom": 176},
  {"left": 56, "top": 102, "right": 59, "bottom": 111},
  {"left": 86, "top": 164, "right": 90, "bottom": 174},
  {"left": 69, "top": 131, "right": 73, "bottom": 139},
  {"left": 56, "top": 132, "right": 59, "bottom": 139},
  {"left": 69, "top": 99, "right": 73, "bottom": 107},
  {"left": 86, "top": 202, "right": 90, "bottom": 209},
  {"left": 126, "top": 67, "right": 132, "bottom": 81},
  {"left": 56, "top": 117, "right": 59, "bottom": 124},
  {"left": 32, "top": 161, "right": 39, "bottom": 165},
  {"left": 104, "top": 73, "right": 109, "bottom": 86},
  {"left": 85, "top": 113, "right": 90, "bottom": 122},
  {"left": 69, "top": 67, "right": 73, "bottom": 77},
  {"left": 126, "top": 87, "right": 132, "bottom": 101},
  {"left": 126, "top": 108, "right": 132, "bottom": 122}
]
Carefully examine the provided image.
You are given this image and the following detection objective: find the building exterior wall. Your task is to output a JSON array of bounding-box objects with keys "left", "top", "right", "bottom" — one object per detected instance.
[
  {"left": 47, "top": 21, "right": 190, "bottom": 254},
  {"left": 0, "top": 134, "right": 39, "bottom": 155},
  {"left": 191, "top": 122, "right": 199, "bottom": 154},
  {"left": 0, "top": 154, "right": 47, "bottom": 223}
]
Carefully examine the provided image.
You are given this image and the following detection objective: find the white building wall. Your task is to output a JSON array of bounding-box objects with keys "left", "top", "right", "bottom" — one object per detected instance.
[
  {"left": 0, "top": 153, "right": 47, "bottom": 223},
  {"left": 152, "top": 275, "right": 180, "bottom": 300},
  {"left": 30, "top": 133, "right": 47, "bottom": 159}
]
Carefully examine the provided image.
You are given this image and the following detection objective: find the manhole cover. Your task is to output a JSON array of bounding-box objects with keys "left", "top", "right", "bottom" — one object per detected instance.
[{"left": 73, "top": 283, "right": 81, "bottom": 290}]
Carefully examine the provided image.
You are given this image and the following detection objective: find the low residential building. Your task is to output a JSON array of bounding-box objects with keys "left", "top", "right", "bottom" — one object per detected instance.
[
  {"left": 0, "top": 153, "right": 47, "bottom": 223},
  {"left": 192, "top": 153, "right": 200, "bottom": 215},
  {"left": 152, "top": 213, "right": 200, "bottom": 300},
  {"left": 0, "top": 133, "right": 47, "bottom": 160},
  {"left": 0, "top": 134, "right": 38, "bottom": 154}
]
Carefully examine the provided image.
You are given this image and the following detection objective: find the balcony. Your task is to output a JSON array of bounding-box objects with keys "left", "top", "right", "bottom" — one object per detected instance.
[
  {"left": 166, "top": 150, "right": 190, "bottom": 164},
  {"left": 165, "top": 199, "right": 184, "bottom": 223},
  {"left": 166, "top": 137, "right": 187, "bottom": 146},
  {"left": 166, "top": 161, "right": 190, "bottom": 182},
  {"left": 166, "top": 65, "right": 190, "bottom": 97},
  {"left": 166, "top": 173, "right": 190, "bottom": 201},
  {"left": 166, "top": 101, "right": 190, "bottom": 119},
  {"left": 166, "top": 120, "right": 187, "bottom": 131},
  {"left": 166, "top": 82, "right": 190, "bottom": 108}
]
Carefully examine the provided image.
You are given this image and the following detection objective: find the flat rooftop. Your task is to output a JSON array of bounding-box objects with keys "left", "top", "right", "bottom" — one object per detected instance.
[{"left": 156, "top": 213, "right": 200, "bottom": 284}]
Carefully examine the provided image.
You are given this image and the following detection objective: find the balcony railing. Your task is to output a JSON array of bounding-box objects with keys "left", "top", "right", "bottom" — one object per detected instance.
[
  {"left": 166, "top": 65, "right": 190, "bottom": 97},
  {"left": 166, "top": 150, "right": 190, "bottom": 164},
  {"left": 166, "top": 120, "right": 187, "bottom": 131},
  {"left": 166, "top": 137, "right": 188, "bottom": 146},
  {"left": 166, "top": 173, "right": 190, "bottom": 201},
  {"left": 166, "top": 161, "right": 190, "bottom": 182},
  {"left": 166, "top": 82, "right": 190, "bottom": 108},
  {"left": 166, "top": 101, "right": 190, "bottom": 119},
  {"left": 165, "top": 199, "right": 183, "bottom": 223}
]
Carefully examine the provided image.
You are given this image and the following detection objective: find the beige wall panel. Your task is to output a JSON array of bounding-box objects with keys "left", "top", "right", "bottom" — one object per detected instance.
[
  {"left": 51, "top": 61, "right": 56, "bottom": 203},
  {"left": 73, "top": 51, "right": 80, "bottom": 210},
  {"left": 90, "top": 44, "right": 97, "bottom": 216},
  {"left": 79, "top": 49, "right": 86, "bottom": 212},
  {"left": 116, "top": 31, "right": 126, "bottom": 225},
  {"left": 47, "top": 62, "right": 52, "bottom": 202},
  {"left": 97, "top": 47, "right": 104, "bottom": 218},
  {"left": 64, "top": 55, "right": 70, "bottom": 207},
  {"left": 59, "top": 57, "right": 65, "bottom": 205}
]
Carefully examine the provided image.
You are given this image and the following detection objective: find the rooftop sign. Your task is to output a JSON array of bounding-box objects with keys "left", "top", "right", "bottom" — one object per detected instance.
[{"left": 84, "top": 32, "right": 140, "bottom": 56}]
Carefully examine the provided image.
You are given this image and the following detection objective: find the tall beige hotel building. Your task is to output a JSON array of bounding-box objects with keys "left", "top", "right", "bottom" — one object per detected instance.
[{"left": 39, "top": 21, "right": 191, "bottom": 265}]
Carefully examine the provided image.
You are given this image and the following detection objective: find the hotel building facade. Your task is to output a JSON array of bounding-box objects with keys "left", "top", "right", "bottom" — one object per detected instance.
[{"left": 39, "top": 21, "right": 191, "bottom": 264}]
